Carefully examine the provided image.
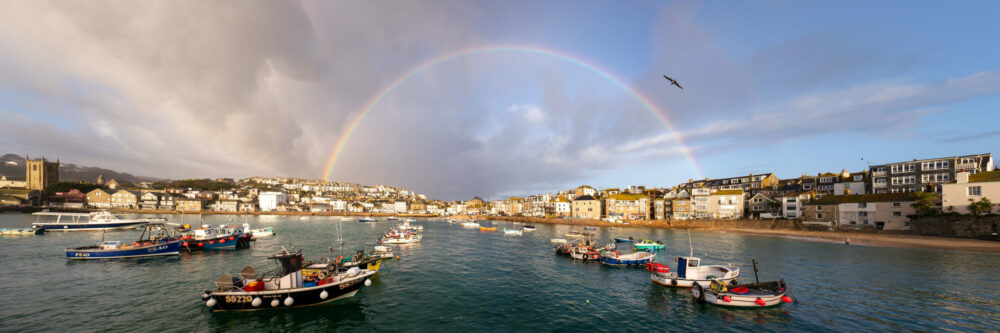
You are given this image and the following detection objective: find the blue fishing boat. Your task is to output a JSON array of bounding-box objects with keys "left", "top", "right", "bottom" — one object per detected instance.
[
  {"left": 66, "top": 223, "right": 181, "bottom": 259},
  {"left": 358, "top": 217, "right": 377, "bottom": 223},
  {"left": 33, "top": 211, "right": 164, "bottom": 231},
  {"left": 614, "top": 237, "right": 635, "bottom": 243},
  {"left": 584, "top": 226, "right": 597, "bottom": 230},
  {"left": 599, "top": 250, "right": 656, "bottom": 266},
  {"left": 179, "top": 224, "right": 253, "bottom": 251}
]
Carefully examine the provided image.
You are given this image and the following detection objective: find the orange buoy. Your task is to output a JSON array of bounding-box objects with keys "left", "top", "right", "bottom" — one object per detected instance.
[
  {"left": 781, "top": 296, "right": 792, "bottom": 303},
  {"left": 755, "top": 298, "right": 766, "bottom": 306}
]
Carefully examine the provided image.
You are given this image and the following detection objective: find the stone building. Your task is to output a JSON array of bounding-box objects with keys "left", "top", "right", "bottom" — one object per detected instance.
[{"left": 25, "top": 156, "right": 59, "bottom": 191}]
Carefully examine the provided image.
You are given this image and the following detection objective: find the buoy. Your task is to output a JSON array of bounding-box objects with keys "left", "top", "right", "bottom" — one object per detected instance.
[
  {"left": 183, "top": 242, "right": 189, "bottom": 247},
  {"left": 396, "top": 256, "right": 400, "bottom": 261},
  {"left": 365, "top": 279, "right": 372, "bottom": 287},
  {"left": 252, "top": 297, "right": 262, "bottom": 307},
  {"left": 284, "top": 297, "right": 294, "bottom": 306},
  {"left": 755, "top": 298, "right": 766, "bottom": 306},
  {"left": 229, "top": 236, "right": 235, "bottom": 240},
  {"left": 320, "top": 290, "right": 329, "bottom": 299},
  {"left": 220, "top": 239, "right": 226, "bottom": 244},
  {"left": 206, "top": 298, "right": 217, "bottom": 307},
  {"left": 586, "top": 300, "right": 590, "bottom": 304},
  {"left": 723, "top": 295, "right": 732, "bottom": 303},
  {"left": 198, "top": 243, "right": 204, "bottom": 247},
  {"left": 781, "top": 296, "right": 792, "bottom": 303},
  {"left": 271, "top": 299, "right": 280, "bottom": 307},
  {"left": 209, "top": 241, "right": 215, "bottom": 245}
]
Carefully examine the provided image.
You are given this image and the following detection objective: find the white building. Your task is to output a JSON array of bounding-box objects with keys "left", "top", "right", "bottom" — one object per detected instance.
[
  {"left": 259, "top": 191, "right": 288, "bottom": 212},
  {"left": 331, "top": 199, "right": 346, "bottom": 211},
  {"left": 780, "top": 191, "right": 815, "bottom": 219},
  {"left": 394, "top": 200, "right": 408, "bottom": 213}
]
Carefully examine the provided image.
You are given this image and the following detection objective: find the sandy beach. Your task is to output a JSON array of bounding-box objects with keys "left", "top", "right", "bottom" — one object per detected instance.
[{"left": 481, "top": 216, "right": 1000, "bottom": 253}]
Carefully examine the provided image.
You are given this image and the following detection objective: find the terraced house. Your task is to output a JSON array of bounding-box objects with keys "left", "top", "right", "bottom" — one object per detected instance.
[
  {"left": 604, "top": 193, "right": 649, "bottom": 220},
  {"left": 111, "top": 190, "right": 139, "bottom": 209},
  {"left": 941, "top": 170, "right": 1000, "bottom": 214},
  {"left": 85, "top": 188, "right": 111, "bottom": 208},
  {"left": 709, "top": 189, "right": 744, "bottom": 219},
  {"left": 571, "top": 195, "right": 601, "bottom": 219},
  {"left": 803, "top": 193, "right": 920, "bottom": 230},
  {"left": 869, "top": 153, "right": 993, "bottom": 194}
]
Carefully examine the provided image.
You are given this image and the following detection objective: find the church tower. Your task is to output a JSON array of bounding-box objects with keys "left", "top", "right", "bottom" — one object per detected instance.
[
  {"left": 97, "top": 173, "right": 105, "bottom": 185},
  {"left": 25, "top": 155, "right": 59, "bottom": 191}
]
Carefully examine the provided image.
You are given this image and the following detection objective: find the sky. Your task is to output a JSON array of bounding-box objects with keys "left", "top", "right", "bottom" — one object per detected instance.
[{"left": 0, "top": 1, "right": 998, "bottom": 200}]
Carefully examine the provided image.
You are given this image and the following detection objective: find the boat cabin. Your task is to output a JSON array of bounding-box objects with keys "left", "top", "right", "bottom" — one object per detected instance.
[
  {"left": 677, "top": 257, "right": 700, "bottom": 279},
  {"left": 100, "top": 241, "right": 122, "bottom": 250}
]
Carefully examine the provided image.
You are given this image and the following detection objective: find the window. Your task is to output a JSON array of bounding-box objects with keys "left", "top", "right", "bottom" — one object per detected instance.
[
  {"left": 817, "top": 206, "right": 823, "bottom": 211},
  {"left": 858, "top": 203, "right": 867, "bottom": 208},
  {"left": 787, "top": 198, "right": 797, "bottom": 203},
  {"left": 854, "top": 175, "right": 863, "bottom": 181},
  {"left": 893, "top": 202, "right": 901, "bottom": 207},
  {"left": 968, "top": 186, "right": 982, "bottom": 196},
  {"left": 803, "top": 185, "right": 813, "bottom": 190},
  {"left": 859, "top": 211, "right": 868, "bottom": 217},
  {"left": 820, "top": 177, "right": 834, "bottom": 183},
  {"left": 817, "top": 213, "right": 824, "bottom": 219},
  {"left": 863, "top": 220, "right": 869, "bottom": 224},
  {"left": 850, "top": 221, "right": 857, "bottom": 225},
  {"left": 893, "top": 212, "right": 902, "bottom": 217}
]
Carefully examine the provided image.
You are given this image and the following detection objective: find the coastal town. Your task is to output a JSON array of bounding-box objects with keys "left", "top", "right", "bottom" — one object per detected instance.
[{"left": 2, "top": 152, "right": 996, "bottom": 235}]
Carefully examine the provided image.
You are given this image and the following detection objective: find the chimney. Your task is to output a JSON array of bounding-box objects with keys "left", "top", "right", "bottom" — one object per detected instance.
[{"left": 957, "top": 171, "right": 970, "bottom": 184}]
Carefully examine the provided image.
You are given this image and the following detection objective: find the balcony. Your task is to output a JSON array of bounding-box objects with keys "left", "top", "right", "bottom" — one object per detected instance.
[
  {"left": 956, "top": 163, "right": 977, "bottom": 170},
  {"left": 873, "top": 183, "right": 887, "bottom": 188},
  {"left": 873, "top": 171, "right": 887, "bottom": 177}
]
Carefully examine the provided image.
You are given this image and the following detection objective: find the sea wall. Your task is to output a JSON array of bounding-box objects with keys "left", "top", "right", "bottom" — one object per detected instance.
[
  {"left": 484, "top": 216, "right": 808, "bottom": 231},
  {"left": 910, "top": 215, "right": 1000, "bottom": 241}
]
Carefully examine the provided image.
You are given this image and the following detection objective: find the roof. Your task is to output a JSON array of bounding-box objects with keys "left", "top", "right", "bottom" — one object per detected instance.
[
  {"left": 577, "top": 185, "right": 594, "bottom": 189},
  {"left": 806, "top": 193, "right": 925, "bottom": 205},
  {"left": 552, "top": 196, "right": 570, "bottom": 203},
  {"left": 607, "top": 193, "right": 646, "bottom": 201},
  {"left": 712, "top": 189, "right": 744, "bottom": 196},
  {"left": 970, "top": 170, "right": 1000, "bottom": 183},
  {"left": 573, "top": 195, "right": 597, "bottom": 201}
]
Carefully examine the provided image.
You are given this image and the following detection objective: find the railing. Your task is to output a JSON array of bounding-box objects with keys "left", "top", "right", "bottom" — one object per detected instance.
[
  {"left": 956, "top": 163, "right": 977, "bottom": 170},
  {"left": 873, "top": 183, "right": 887, "bottom": 188},
  {"left": 872, "top": 171, "right": 887, "bottom": 177}
]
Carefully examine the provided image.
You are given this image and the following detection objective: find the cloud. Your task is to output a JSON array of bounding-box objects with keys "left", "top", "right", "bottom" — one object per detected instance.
[{"left": 507, "top": 104, "right": 545, "bottom": 122}]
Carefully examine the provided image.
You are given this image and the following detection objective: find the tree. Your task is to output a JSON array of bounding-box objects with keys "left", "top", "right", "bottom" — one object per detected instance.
[
  {"left": 968, "top": 197, "right": 994, "bottom": 216},
  {"left": 911, "top": 192, "right": 939, "bottom": 216},
  {"left": 44, "top": 182, "right": 99, "bottom": 197}
]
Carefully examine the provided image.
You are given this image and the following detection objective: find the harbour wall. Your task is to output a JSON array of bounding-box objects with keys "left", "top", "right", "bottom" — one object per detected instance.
[
  {"left": 910, "top": 215, "right": 1000, "bottom": 241},
  {"left": 483, "top": 216, "right": 808, "bottom": 231}
]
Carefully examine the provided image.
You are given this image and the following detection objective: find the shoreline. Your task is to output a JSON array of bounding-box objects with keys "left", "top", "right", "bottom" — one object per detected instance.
[{"left": 479, "top": 216, "right": 1000, "bottom": 254}]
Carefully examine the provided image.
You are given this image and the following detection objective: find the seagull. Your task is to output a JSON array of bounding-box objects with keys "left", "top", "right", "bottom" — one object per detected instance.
[{"left": 663, "top": 75, "right": 683, "bottom": 90}]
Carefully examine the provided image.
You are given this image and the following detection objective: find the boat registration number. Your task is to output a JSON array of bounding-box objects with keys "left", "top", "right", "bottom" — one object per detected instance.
[{"left": 224, "top": 295, "right": 253, "bottom": 303}]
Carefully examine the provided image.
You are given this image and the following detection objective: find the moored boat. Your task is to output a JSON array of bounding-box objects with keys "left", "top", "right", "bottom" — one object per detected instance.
[
  {"left": 0, "top": 227, "right": 44, "bottom": 235},
  {"left": 600, "top": 250, "right": 656, "bottom": 266},
  {"left": 180, "top": 224, "right": 253, "bottom": 251},
  {"left": 381, "top": 229, "right": 421, "bottom": 244},
  {"left": 358, "top": 217, "right": 377, "bottom": 223},
  {"left": 32, "top": 211, "right": 163, "bottom": 231},
  {"left": 250, "top": 227, "right": 275, "bottom": 238},
  {"left": 550, "top": 238, "right": 567, "bottom": 244},
  {"left": 565, "top": 231, "right": 593, "bottom": 239},
  {"left": 480, "top": 226, "right": 498, "bottom": 231},
  {"left": 201, "top": 248, "right": 376, "bottom": 311},
  {"left": 692, "top": 259, "right": 791, "bottom": 307},
  {"left": 372, "top": 245, "right": 394, "bottom": 259},
  {"left": 461, "top": 221, "right": 480, "bottom": 228},
  {"left": 584, "top": 226, "right": 597, "bottom": 230},
  {"left": 503, "top": 228, "right": 523, "bottom": 235},
  {"left": 647, "top": 256, "right": 739, "bottom": 288},
  {"left": 522, "top": 225, "right": 536, "bottom": 231},
  {"left": 614, "top": 237, "right": 635, "bottom": 243},
  {"left": 634, "top": 239, "right": 665, "bottom": 250},
  {"left": 65, "top": 222, "right": 181, "bottom": 259}
]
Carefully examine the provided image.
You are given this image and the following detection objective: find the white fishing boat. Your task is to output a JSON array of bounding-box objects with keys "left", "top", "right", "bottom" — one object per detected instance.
[
  {"left": 242, "top": 223, "right": 275, "bottom": 238},
  {"left": 522, "top": 225, "right": 536, "bottom": 232},
  {"left": 32, "top": 211, "right": 164, "bottom": 231},
  {"left": 647, "top": 231, "right": 738, "bottom": 287},
  {"left": 397, "top": 220, "right": 423, "bottom": 231},
  {"left": 381, "top": 229, "right": 421, "bottom": 244}
]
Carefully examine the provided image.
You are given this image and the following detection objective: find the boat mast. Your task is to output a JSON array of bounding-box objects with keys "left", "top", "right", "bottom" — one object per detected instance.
[
  {"left": 752, "top": 258, "right": 760, "bottom": 284},
  {"left": 687, "top": 229, "right": 693, "bottom": 257}
]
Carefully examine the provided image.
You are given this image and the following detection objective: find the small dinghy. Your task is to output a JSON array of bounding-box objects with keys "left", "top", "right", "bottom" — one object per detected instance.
[
  {"left": 600, "top": 250, "right": 656, "bottom": 266},
  {"left": 584, "top": 226, "right": 597, "bottom": 230},
  {"left": 201, "top": 248, "right": 376, "bottom": 311},
  {"left": 372, "top": 245, "right": 394, "bottom": 259},
  {"left": 461, "top": 221, "right": 480, "bottom": 228},
  {"left": 550, "top": 238, "right": 568, "bottom": 244},
  {"left": 358, "top": 217, "right": 377, "bottom": 223},
  {"left": 692, "top": 259, "right": 791, "bottom": 307},
  {"left": 503, "top": 228, "right": 523, "bottom": 235},
  {"left": 634, "top": 239, "right": 664, "bottom": 250},
  {"left": 243, "top": 223, "right": 274, "bottom": 238},
  {"left": 614, "top": 237, "right": 635, "bottom": 243},
  {"left": 0, "top": 226, "right": 44, "bottom": 235},
  {"left": 522, "top": 225, "right": 536, "bottom": 231},
  {"left": 480, "top": 226, "right": 498, "bottom": 231}
]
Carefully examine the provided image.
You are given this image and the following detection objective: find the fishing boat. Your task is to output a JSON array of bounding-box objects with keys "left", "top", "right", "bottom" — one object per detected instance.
[
  {"left": 180, "top": 224, "right": 254, "bottom": 251},
  {"left": 65, "top": 223, "right": 181, "bottom": 259},
  {"left": 242, "top": 223, "right": 274, "bottom": 238},
  {"left": 358, "top": 217, "right": 377, "bottom": 223},
  {"left": 522, "top": 225, "right": 536, "bottom": 231},
  {"left": 633, "top": 239, "right": 665, "bottom": 250},
  {"left": 648, "top": 230, "right": 739, "bottom": 287},
  {"left": 503, "top": 228, "right": 523, "bottom": 235},
  {"left": 32, "top": 211, "right": 163, "bottom": 231},
  {"left": 480, "top": 226, "right": 498, "bottom": 231},
  {"left": 381, "top": 230, "right": 421, "bottom": 244},
  {"left": 692, "top": 259, "right": 791, "bottom": 307},
  {"left": 600, "top": 250, "right": 656, "bottom": 266},
  {"left": 372, "top": 245, "right": 394, "bottom": 259},
  {"left": 397, "top": 221, "right": 423, "bottom": 231},
  {"left": 614, "top": 236, "right": 635, "bottom": 243},
  {"left": 0, "top": 227, "right": 44, "bottom": 235},
  {"left": 201, "top": 248, "right": 376, "bottom": 311},
  {"left": 584, "top": 226, "right": 597, "bottom": 230},
  {"left": 335, "top": 250, "right": 384, "bottom": 274}
]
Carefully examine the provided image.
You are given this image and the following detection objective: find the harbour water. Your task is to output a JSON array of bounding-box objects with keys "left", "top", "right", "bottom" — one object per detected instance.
[{"left": 1, "top": 214, "right": 998, "bottom": 332}]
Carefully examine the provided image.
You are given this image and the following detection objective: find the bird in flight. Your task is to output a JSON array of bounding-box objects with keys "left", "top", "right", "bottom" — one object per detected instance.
[{"left": 663, "top": 75, "right": 683, "bottom": 90}]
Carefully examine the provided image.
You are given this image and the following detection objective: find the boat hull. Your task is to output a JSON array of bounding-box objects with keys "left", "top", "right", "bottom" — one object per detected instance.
[
  {"left": 182, "top": 234, "right": 253, "bottom": 251},
  {"left": 35, "top": 221, "right": 148, "bottom": 231},
  {"left": 66, "top": 240, "right": 181, "bottom": 259},
  {"left": 650, "top": 272, "right": 737, "bottom": 288},
  {"left": 0, "top": 228, "right": 44, "bottom": 235},
  {"left": 693, "top": 283, "right": 788, "bottom": 308},
  {"left": 205, "top": 272, "right": 372, "bottom": 311},
  {"left": 600, "top": 252, "right": 655, "bottom": 266}
]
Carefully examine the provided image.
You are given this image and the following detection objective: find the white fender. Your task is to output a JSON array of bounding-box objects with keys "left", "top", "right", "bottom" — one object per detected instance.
[
  {"left": 284, "top": 297, "right": 294, "bottom": 306},
  {"left": 206, "top": 298, "right": 217, "bottom": 307},
  {"left": 365, "top": 279, "right": 372, "bottom": 287},
  {"left": 271, "top": 299, "right": 280, "bottom": 307},
  {"left": 251, "top": 297, "right": 262, "bottom": 307},
  {"left": 320, "top": 290, "right": 329, "bottom": 299}
]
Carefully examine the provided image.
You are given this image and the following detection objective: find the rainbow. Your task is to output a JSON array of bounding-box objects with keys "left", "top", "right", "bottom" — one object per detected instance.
[{"left": 322, "top": 45, "right": 702, "bottom": 181}]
